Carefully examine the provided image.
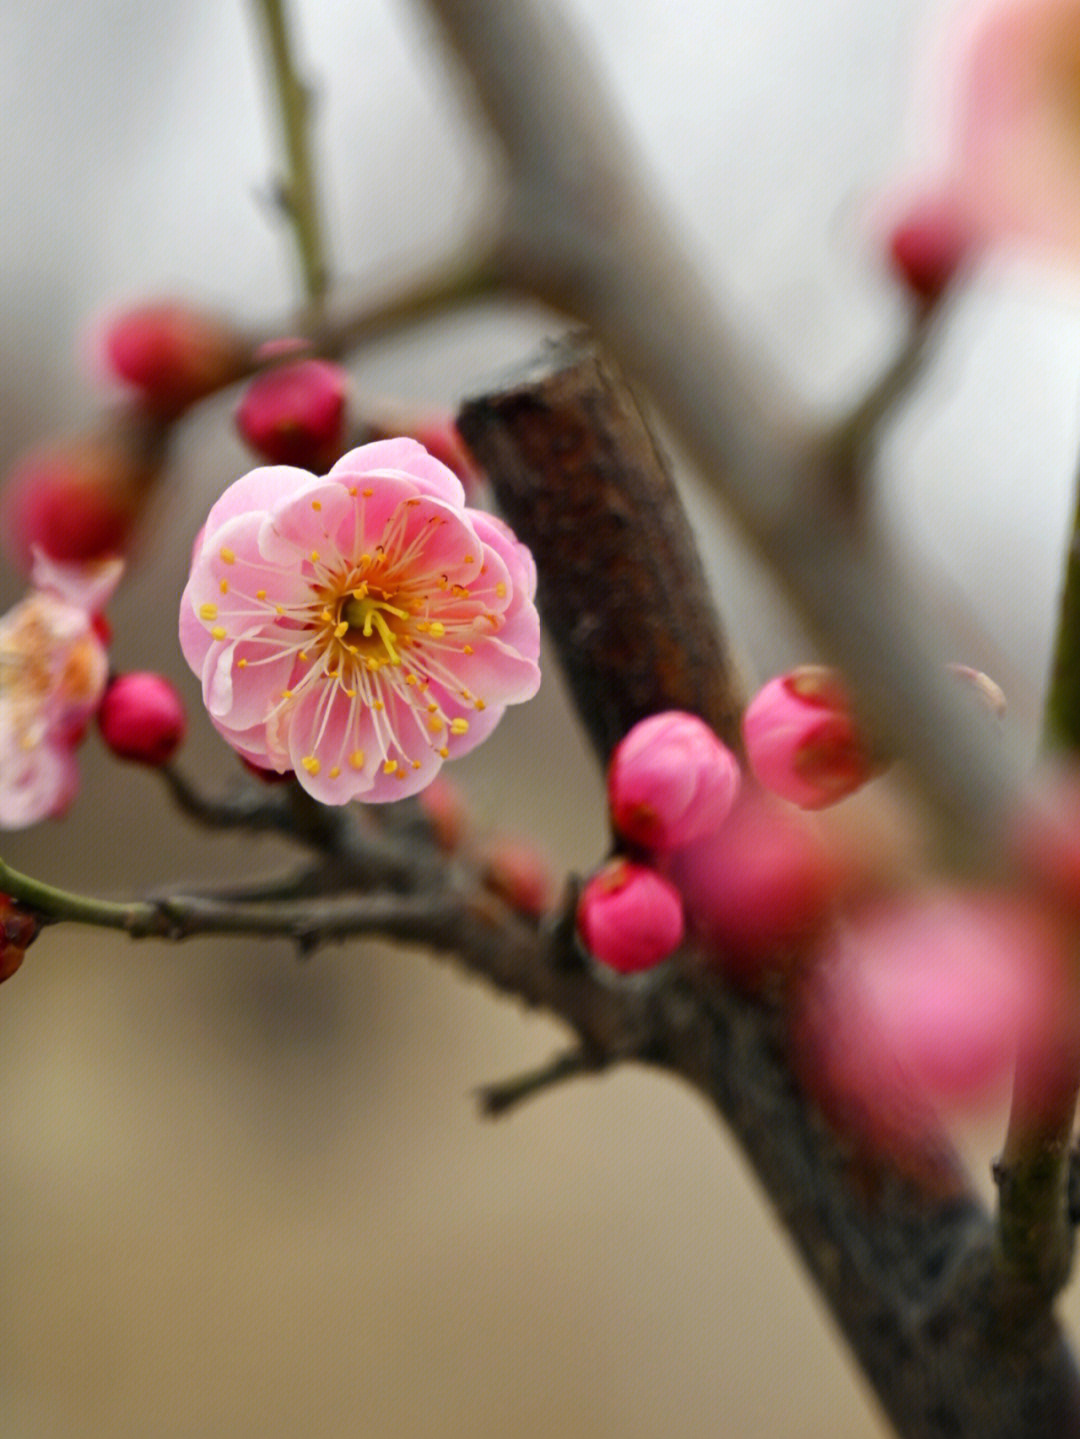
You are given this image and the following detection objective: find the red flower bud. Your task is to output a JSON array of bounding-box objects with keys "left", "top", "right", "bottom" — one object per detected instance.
[
  {"left": 608, "top": 710, "right": 740, "bottom": 851},
  {"left": 99, "top": 300, "right": 246, "bottom": 417},
  {"left": 236, "top": 358, "right": 348, "bottom": 470},
  {"left": 887, "top": 194, "right": 973, "bottom": 305},
  {"left": 577, "top": 859, "right": 684, "bottom": 974},
  {"left": 97, "top": 672, "right": 186, "bottom": 766},
  {"left": 0, "top": 894, "right": 39, "bottom": 982},
  {"left": 1, "top": 439, "right": 144, "bottom": 570}
]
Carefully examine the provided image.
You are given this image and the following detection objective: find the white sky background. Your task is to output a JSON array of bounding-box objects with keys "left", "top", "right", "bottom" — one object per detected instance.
[{"left": 4, "top": 5, "right": 1080, "bottom": 1435}]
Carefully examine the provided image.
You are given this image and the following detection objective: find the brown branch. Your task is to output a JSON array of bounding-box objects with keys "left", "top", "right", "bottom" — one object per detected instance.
[{"left": 456, "top": 345, "right": 1080, "bottom": 1439}]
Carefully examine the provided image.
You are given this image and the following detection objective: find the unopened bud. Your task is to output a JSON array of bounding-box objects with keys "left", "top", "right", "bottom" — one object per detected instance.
[
  {"left": 417, "top": 775, "right": 469, "bottom": 851},
  {"left": 1, "top": 438, "right": 145, "bottom": 570},
  {"left": 481, "top": 837, "right": 553, "bottom": 917},
  {"left": 98, "top": 672, "right": 186, "bottom": 766},
  {"left": 887, "top": 194, "right": 973, "bottom": 306},
  {"left": 0, "top": 894, "right": 39, "bottom": 982},
  {"left": 99, "top": 300, "right": 246, "bottom": 416},
  {"left": 608, "top": 710, "right": 740, "bottom": 851},
  {"left": 742, "top": 667, "right": 878, "bottom": 810},
  {"left": 576, "top": 859, "right": 684, "bottom": 974},
  {"left": 236, "top": 358, "right": 348, "bottom": 470}
]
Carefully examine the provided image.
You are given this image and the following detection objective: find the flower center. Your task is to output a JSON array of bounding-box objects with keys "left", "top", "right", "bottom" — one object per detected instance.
[{"left": 340, "top": 592, "right": 409, "bottom": 666}]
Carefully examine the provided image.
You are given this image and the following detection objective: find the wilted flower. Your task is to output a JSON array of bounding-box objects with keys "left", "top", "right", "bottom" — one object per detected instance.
[
  {"left": 0, "top": 551, "right": 122, "bottom": 827},
  {"left": 179, "top": 439, "right": 541, "bottom": 802}
]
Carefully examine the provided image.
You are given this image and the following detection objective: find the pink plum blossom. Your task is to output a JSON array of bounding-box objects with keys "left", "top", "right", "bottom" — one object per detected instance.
[
  {"left": 0, "top": 551, "right": 122, "bottom": 828},
  {"left": 607, "top": 710, "right": 740, "bottom": 851},
  {"left": 742, "top": 667, "right": 877, "bottom": 810},
  {"left": 576, "top": 859, "right": 685, "bottom": 974},
  {"left": 179, "top": 439, "right": 541, "bottom": 803},
  {"left": 926, "top": 0, "right": 1080, "bottom": 264}
]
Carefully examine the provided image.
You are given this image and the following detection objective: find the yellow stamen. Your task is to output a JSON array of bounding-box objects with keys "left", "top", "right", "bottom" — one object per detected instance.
[
  {"left": 329, "top": 766, "right": 340, "bottom": 778},
  {"left": 383, "top": 759, "right": 398, "bottom": 775},
  {"left": 256, "top": 589, "right": 267, "bottom": 601},
  {"left": 349, "top": 750, "right": 365, "bottom": 769},
  {"left": 219, "top": 579, "right": 229, "bottom": 595},
  {"left": 427, "top": 621, "right": 445, "bottom": 638},
  {"left": 311, "top": 499, "right": 322, "bottom": 511},
  {"left": 199, "top": 603, "right": 218, "bottom": 621},
  {"left": 310, "top": 550, "right": 320, "bottom": 564},
  {"left": 301, "top": 756, "right": 320, "bottom": 775},
  {"left": 211, "top": 626, "right": 227, "bottom": 641},
  {"left": 450, "top": 717, "right": 469, "bottom": 735},
  {"left": 237, "top": 658, "right": 248, "bottom": 668},
  {"left": 428, "top": 716, "right": 444, "bottom": 733},
  {"left": 495, "top": 582, "right": 507, "bottom": 598},
  {"left": 220, "top": 547, "right": 236, "bottom": 565}
]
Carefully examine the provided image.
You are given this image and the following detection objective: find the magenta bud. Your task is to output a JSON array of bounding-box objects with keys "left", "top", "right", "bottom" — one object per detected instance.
[
  {"left": 98, "top": 672, "right": 186, "bottom": 766},
  {"left": 1, "top": 441, "right": 141, "bottom": 570},
  {"left": 742, "top": 667, "right": 877, "bottom": 810},
  {"left": 0, "top": 893, "right": 39, "bottom": 983},
  {"left": 576, "top": 859, "right": 685, "bottom": 974},
  {"left": 99, "top": 301, "right": 246, "bottom": 416},
  {"left": 236, "top": 358, "right": 348, "bottom": 470},
  {"left": 608, "top": 710, "right": 740, "bottom": 851},
  {"left": 887, "top": 195, "right": 973, "bottom": 305}
]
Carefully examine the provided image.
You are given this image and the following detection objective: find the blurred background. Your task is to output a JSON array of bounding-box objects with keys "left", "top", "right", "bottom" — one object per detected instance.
[{"left": 1, "top": 0, "right": 1078, "bottom": 1433}]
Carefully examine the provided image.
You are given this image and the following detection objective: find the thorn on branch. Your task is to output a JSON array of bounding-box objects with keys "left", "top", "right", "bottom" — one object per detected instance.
[{"left": 477, "top": 1046, "right": 606, "bottom": 1117}]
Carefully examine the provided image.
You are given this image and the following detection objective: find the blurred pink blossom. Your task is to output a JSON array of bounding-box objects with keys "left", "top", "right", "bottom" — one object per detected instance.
[
  {"left": 179, "top": 439, "right": 541, "bottom": 803},
  {"left": 925, "top": 0, "right": 1080, "bottom": 264},
  {"left": 0, "top": 551, "right": 122, "bottom": 827},
  {"left": 608, "top": 710, "right": 740, "bottom": 851},
  {"left": 795, "top": 890, "right": 1075, "bottom": 1135}
]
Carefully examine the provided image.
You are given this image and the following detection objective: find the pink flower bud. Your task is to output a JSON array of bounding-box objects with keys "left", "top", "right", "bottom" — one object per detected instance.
[
  {"left": 98, "top": 301, "right": 246, "bottom": 417},
  {"left": 670, "top": 789, "right": 845, "bottom": 982},
  {"left": 887, "top": 194, "right": 973, "bottom": 304},
  {"left": 481, "top": 837, "right": 553, "bottom": 916},
  {"left": 97, "top": 672, "right": 186, "bottom": 766},
  {"left": 576, "top": 859, "right": 684, "bottom": 974},
  {"left": 417, "top": 775, "right": 470, "bottom": 851},
  {"left": 608, "top": 710, "right": 740, "bottom": 851},
  {"left": 741, "top": 667, "right": 877, "bottom": 810},
  {"left": 0, "top": 894, "right": 39, "bottom": 983},
  {"left": 235, "top": 358, "right": 348, "bottom": 470},
  {"left": 1, "top": 440, "right": 142, "bottom": 570}
]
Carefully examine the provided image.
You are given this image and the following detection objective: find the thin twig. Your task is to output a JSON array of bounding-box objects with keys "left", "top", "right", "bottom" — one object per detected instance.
[
  {"left": 477, "top": 1046, "right": 605, "bottom": 1116},
  {"left": 249, "top": 0, "right": 329, "bottom": 306}
]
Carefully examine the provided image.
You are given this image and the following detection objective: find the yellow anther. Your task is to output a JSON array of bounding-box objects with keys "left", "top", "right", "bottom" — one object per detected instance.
[
  {"left": 412, "top": 760, "right": 422, "bottom": 769},
  {"left": 363, "top": 487, "right": 373, "bottom": 497},
  {"left": 329, "top": 766, "right": 340, "bottom": 779},
  {"left": 428, "top": 621, "right": 445, "bottom": 638},
  {"left": 416, "top": 622, "right": 429, "bottom": 633},
  {"left": 344, "top": 688, "right": 356, "bottom": 699},
  {"left": 428, "top": 715, "right": 444, "bottom": 734},
  {"left": 495, "top": 582, "right": 507, "bottom": 598},
  {"left": 352, "top": 582, "right": 369, "bottom": 600},
  {"left": 256, "top": 589, "right": 267, "bottom": 600},
  {"left": 348, "top": 486, "right": 358, "bottom": 497},
  {"left": 211, "top": 626, "right": 227, "bottom": 641},
  {"left": 311, "top": 499, "right": 322, "bottom": 511},
  {"left": 219, "top": 547, "right": 236, "bottom": 565},
  {"left": 438, "top": 746, "right": 449, "bottom": 758},
  {"left": 333, "top": 621, "right": 348, "bottom": 639},
  {"left": 301, "top": 756, "right": 321, "bottom": 775},
  {"left": 282, "top": 689, "right": 294, "bottom": 699},
  {"left": 299, "top": 651, "right": 309, "bottom": 662},
  {"left": 383, "top": 759, "right": 398, "bottom": 775},
  {"left": 405, "top": 674, "right": 418, "bottom": 686},
  {"left": 427, "top": 703, "right": 438, "bottom": 713},
  {"left": 373, "top": 700, "right": 384, "bottom": 712},
  {"left": 237, "top": 658, "right": 248, "bottom": 668},
  {"left": 275, "top": 605, "right": 285, "bottom": 615},
  {"left": 395, "top": 768, "right": 407, "bottom": 781},
  {"left": 463, "top": 645, "right": 474, "bottom": 655},
  {"left": 219, "top": 579, "right": 229, "bottom": 594},
  {"left": 310, "top": 550, "right": 320, "bottom": 564},
  {"left": 475, "top": 699, "right": 486, "bottom": 711},
  {"left": 450, "top": 717, "right": 469, "bottom": 735},
  {"left": 349, "top": 750, "right": 365, "bottom": 769},
  {"left": 366, "top": 658, "right": 381, "bottom": 671},
  {"left": 199, "top": 603, "right": 218, "bottom": 621},
  {"left": 451, "top": 585, "right": 470, "bottom": 599},
  {"left": 406, "top": 497, "right": 421, "bottom": 507},
  {"left": 463, "top": 554, "right": 475, "bottom": 565},
  {"left": 320, "top": 609, "right": 334, "bottom": 624},
  {"left": 359, "top": 553, "right": 371, "bottom": 566}
]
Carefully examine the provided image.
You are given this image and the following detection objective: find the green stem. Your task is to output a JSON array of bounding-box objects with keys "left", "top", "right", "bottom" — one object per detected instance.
[
  {"left": 250, "top": 0, "right": 329, "bottom": 306},
  {"left": 1043, "top": 476, "right": 1080, "bottom": 750}
]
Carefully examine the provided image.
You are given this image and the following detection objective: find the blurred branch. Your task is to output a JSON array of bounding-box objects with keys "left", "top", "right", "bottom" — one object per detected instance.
[{"left": 249, "top": 0, "right": 330, "bottom": 306}]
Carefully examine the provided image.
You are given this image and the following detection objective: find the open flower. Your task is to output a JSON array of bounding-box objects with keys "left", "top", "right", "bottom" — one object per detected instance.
[
  {"left": 180, "top": 439, "right": 541, "bottom": 802},
  {"left": 0, "top": 551, "right": 122, "bottom": 828}
]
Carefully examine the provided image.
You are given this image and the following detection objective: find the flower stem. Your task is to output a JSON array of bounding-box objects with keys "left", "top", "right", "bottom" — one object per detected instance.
[
  {"left": 249, "top": 0, "right": 329, "bottom": 306},
  {"left": 1043, "top": 472, "right": 1080, "bottom": 750}
]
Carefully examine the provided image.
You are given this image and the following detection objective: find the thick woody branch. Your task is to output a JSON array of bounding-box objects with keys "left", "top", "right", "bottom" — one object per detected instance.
[
  {"left": 419, "top": 0, "right": 1019, "bottom": 856},
  {"left": 457, "top": 347, "right": 1080, "bottom": 1439}
]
